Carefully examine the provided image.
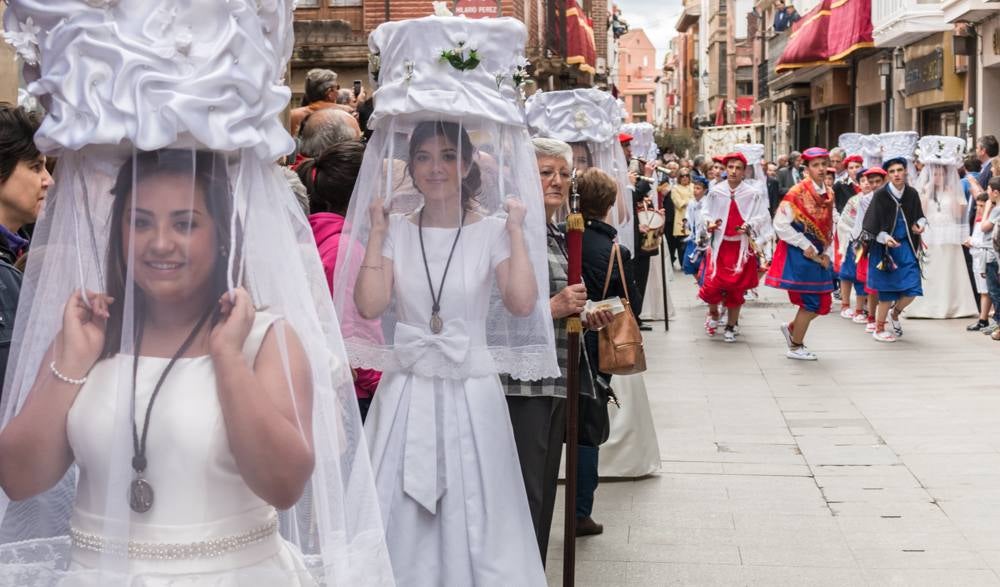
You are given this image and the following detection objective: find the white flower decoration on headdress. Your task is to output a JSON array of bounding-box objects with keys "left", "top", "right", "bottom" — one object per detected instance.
[
  {"left": 175, "top": 30, "right": 194, "bottom": 56},
  {"left": 432, "top": 1, "right": 454, "bottom": 16},
  {"left": 3, "top": 17, "right": 41, "bottom": 66},
  {"left": 573, "top": 108, "right": 591, "bottom": 129}
]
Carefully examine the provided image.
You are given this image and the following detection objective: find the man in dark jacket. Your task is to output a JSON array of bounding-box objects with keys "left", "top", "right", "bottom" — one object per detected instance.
[
  {"left": 0, "top": 105, "right": 52, "bottom": 398},
  {"left": 777, "top": 151, "right": 802, "bottom": 198}
]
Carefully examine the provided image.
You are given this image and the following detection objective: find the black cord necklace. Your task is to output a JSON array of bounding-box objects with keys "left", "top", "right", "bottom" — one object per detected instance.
[
  {"left": 128, "top": 306, "right": 215, "bottom": 514},
  {"left": 418, "top": 207, "right": 465, "bottom": 335}
]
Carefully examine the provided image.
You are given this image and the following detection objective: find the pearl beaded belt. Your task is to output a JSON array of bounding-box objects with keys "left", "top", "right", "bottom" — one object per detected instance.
[{"left": 69, "top": 512, "right": 279, "bottom": 560}]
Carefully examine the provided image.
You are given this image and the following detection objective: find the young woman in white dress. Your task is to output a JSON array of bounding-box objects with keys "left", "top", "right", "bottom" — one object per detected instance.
[
  {"left": 332, "top": 15, "right": 559, "bottom": 586},
  {"left": 0, "top": 1, "right": 392, "bottom": 583}
]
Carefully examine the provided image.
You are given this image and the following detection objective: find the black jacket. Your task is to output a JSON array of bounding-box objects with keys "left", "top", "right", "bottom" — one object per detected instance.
[
  {"left": 767, "top": 177, "right": 782, "bottom": 217},
  {"left": 861, "top": 183, "right": 925, "bottom": 251},
  {"left": 777, "top": 166, "right": 800, "bottom": 198},
  {"left": 0, "top": 231, "right": 23, "bottom": 404},
  {"left": 833, "top": 180, "right": 859, "bottom": 214}
]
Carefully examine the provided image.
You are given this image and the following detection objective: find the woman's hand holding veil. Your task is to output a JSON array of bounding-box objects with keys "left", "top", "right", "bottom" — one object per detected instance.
[{"left": 56, "top": 289, "right": 113, "bottom": 379}]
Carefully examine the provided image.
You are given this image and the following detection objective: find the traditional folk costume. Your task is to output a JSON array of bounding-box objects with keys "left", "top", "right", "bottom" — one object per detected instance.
[
  {"left": 682, "top": 175, "right": 710, "bottom": 278},
  {"left": 838, "top": 168, "right": 884, "bottom": 325},
  {"left": 698, "top": 153, "right": 772, "bottom": 335},
  {"left": 861, "top": 158, "right": 927, "bottom": 340},
  {"left": 765, "top": 150, "right": 836, "bottom": 317}
]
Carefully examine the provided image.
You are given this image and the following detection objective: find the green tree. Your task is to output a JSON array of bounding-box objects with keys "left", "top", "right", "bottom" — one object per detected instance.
[{"left": 655, "top": 128, "right": 696, "bottom": 158}]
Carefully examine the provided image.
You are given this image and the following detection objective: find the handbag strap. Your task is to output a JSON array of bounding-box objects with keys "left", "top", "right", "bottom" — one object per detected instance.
[
  {"left": 600, "top": 243, "right": 631, "bottom": 305},
  {"left": 601, "top": 243, "right": 617, "bottom": 299}
]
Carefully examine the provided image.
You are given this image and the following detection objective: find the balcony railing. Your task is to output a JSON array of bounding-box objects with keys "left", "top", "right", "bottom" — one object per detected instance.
[
  {"left": 872, "top": 0, "right": 948, "bottom": 46},
  {"left": 765, "top": 29, "right": 789, "bottom": 81}
]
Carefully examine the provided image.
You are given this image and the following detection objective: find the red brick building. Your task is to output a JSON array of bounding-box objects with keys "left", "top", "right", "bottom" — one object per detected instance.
[{"left": 291, "top": 0, "right": 606, "bottom": 101}]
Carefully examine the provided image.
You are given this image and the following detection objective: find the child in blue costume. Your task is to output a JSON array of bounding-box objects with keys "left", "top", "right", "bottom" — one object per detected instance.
[
  {"left": 682, "top": 175, "right": 709, "bottom": 278},
  {"left": 861, "top": 157, "right": 927, "bottom": 342},
  {"left": 765, "top": 147, "right": 835, "bottom": 360}
]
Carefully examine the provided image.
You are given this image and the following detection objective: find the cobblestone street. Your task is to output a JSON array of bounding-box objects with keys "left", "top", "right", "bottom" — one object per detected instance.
[{"left": 547, "top": 276, "right": 1000, "bottom": 586}]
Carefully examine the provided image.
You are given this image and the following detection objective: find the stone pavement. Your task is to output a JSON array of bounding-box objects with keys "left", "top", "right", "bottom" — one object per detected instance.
[{"left": 546, "top": 275, "right": 1000, "bottom": 586}]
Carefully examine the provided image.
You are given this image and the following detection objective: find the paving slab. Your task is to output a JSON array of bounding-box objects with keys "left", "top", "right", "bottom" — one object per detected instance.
[{"left": 548, "top": 278, "right": 1000, "bottom": 585}]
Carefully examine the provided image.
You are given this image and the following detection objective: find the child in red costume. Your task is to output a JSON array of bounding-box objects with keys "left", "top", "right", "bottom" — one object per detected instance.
[{"left": 697, "top": 152, "right": 772, "bottom": 342}]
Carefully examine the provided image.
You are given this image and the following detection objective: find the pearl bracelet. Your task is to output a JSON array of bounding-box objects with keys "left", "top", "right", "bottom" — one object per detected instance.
[{"left": 49, "top": 361, "right": 88, "bottom": 386}]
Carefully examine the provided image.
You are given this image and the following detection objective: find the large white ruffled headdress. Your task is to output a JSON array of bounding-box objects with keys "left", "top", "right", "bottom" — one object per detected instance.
[
  {"left": 4, "top": 0, "right": 294, "bottom": 159},
  {"left": 525, "top": 88, "right": 635, "bottom": 249}
]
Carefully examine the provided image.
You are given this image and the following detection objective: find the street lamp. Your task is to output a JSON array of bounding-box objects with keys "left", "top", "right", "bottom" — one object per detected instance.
[
  {"left": 894, "top": 48, "right": 905, "bottom": 70},
  {"left": 877, "top": 57, "right": 893, "bottom": 132},
  {"left": 877, "top": 58, "right": 892, "bottom": 78}
]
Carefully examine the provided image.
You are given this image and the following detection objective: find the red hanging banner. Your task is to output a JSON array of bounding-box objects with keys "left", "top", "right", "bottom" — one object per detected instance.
[
  {"left": 775, "top": 0, "right": 873, "bottom": 71},
  {"left": 566, "top": 0, "right": 596, "bottom": 74}
]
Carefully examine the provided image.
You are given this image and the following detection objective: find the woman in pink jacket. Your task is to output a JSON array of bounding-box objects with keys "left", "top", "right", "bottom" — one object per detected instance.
[{"left": 298, "top": 140, "right": 382, "bottom": 419}]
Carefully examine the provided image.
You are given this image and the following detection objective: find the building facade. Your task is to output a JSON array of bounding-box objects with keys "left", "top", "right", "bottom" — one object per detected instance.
[
  {"left": 617, "top": 28, "right": 658, "bottom": 122},
  {"left": 291, "top": 0, "right": 605, "bottom": 102}
]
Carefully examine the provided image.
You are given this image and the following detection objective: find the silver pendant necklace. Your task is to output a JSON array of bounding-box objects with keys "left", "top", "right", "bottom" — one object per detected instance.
[
  {"left": 418, "top": 207, "right": 465, "bottom": 335},
  {"left": 129, "top": 307, "right": 214, "bottom": 513}
]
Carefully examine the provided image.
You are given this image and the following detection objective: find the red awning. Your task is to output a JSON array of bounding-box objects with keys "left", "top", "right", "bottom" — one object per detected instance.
[
  {"left": 566, "top": 0, "right": 596, "bottom": 74},
  {"left": 827, "top": 0, "right": 874, "bottom": 62},
  {"left": 776, "top": 0, "right": 873, "bottom": 72}
]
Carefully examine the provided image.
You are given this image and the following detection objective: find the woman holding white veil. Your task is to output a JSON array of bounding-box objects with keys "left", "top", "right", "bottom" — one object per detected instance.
[
  {"left": 332, "top": 15, "right": 558, "bottom": 586},
  {"left": 0, "top": 1, "right": 391, "bottom": 585},
  {"left": 907, "top": 136, "right": 977, "bottom": 319}
]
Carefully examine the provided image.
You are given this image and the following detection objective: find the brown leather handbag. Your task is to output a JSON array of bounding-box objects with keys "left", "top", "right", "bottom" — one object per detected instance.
[{"left": 597, "top": 243, "right": 647, "bottom": 375}]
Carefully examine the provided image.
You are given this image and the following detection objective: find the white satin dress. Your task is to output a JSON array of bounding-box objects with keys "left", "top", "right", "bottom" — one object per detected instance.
[
  {"left": 65, "top": 313, "right": 315, "bottom": 586},
  {"left": 365, "top": 215, "right": 546, "bottom": 587},
  {"left": 907, "top": 195, "right": 977, "bottom": 319}
]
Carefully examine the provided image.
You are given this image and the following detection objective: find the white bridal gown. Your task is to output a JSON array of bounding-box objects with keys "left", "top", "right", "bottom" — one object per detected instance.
[
  {"left": 364, "top": 215, "right": 546, "bottom": 587},
  {"left": 598, "top": 373, "right": 662, "bottom": 478},
  {"left": 907, "top": 196, "right": 977, "bottom": 319},
  {"left": 66, "top": 313, "right": 315, "bottom": 585}
]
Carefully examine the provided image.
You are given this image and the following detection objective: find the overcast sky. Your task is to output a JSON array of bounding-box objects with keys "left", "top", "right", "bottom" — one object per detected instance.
[{"left": 617, "top": 0, "right": 685, "bottom": 67}]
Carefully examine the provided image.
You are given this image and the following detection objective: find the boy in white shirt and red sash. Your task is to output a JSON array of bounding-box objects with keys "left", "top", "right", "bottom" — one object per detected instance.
[{"left": 698, "top": 152, "right": 772, "bottom": 342}]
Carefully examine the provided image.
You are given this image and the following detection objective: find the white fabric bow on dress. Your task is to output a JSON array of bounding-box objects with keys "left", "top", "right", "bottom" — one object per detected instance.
[{"left": 394, "top": 321, "right": 470, "bottom": 514}]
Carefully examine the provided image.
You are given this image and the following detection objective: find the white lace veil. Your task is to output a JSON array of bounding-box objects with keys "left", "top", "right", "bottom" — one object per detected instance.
[
  {"left": 330, "top": 16, "right": 559, "bottom": 383},
  {"left": 622, "top": 122, "right": 658, "bottom": 162},
  {"left": 915, "top": 135, "right": 969, "bottom": 246},
  {"left": 0, "top": 1, "right": 391, "bottom": 585},
  {"left": 525, "top": 88, "right": 636, "bottom": 254},
  {"left": 733, "top": 143, "right": 765, "bottom": 190},
  {"left": 860, "top": 135, "right": 883, "bottom": 169}
]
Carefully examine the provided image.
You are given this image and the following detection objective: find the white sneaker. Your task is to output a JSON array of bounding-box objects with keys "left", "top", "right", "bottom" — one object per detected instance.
[
  {"left": 724, "top": 328, "right": 737, "bottom": 343},
  {"left": 873, "top": 329, "right": 896, "bottom": 343},
  {"left": 839, "top": 307, "right": 856, "bottom": 319},
  {"left": 705, "top": 316, "right": 719, "bottom": 337},
  {"left": 744, "top": 289, "right": 759, "bottom": 301},
  {"left": 779, "top": 323, "right": 793, "bottom": 347},
  {"left": 852, "top": 312, "right": 869, "bottom": 324},
  {"left": 786, "top": 346, "right": 818, "bottom": 360},
  {"left": 890, "top": 314, "right": 903, "bottom": 337},
  {"left": 865, "top": 320, "right": 877, "bottom": 333}
]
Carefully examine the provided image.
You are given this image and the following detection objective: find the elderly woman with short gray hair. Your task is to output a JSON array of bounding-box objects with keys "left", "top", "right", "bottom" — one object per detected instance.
[{"left": 501, "top": 137, "right": 611, "bottom": 564}]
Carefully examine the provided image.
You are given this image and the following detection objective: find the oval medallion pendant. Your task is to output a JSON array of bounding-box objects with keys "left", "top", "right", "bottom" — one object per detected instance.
[
  {"left": 429, "top": 313, "right": 443, "bottom": 335},
  {"left": 129, "top": 478, "right": 154, "bottom": 513}
]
